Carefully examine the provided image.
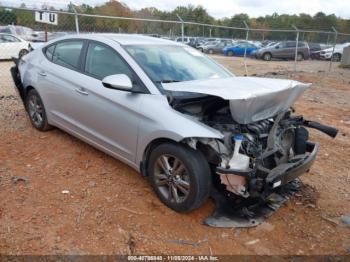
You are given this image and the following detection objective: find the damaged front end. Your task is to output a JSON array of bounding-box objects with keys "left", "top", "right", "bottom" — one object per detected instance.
[{"left": 169, "top": 90, "right": 337, "bottom": 227}]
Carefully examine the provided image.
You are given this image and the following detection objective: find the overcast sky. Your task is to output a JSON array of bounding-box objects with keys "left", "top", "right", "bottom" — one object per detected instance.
[{"left": 3, "top": 0, "right": 350, "bottom": 19}]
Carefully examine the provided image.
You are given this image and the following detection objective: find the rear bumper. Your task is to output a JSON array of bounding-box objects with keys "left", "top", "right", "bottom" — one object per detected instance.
[{"left": 10, "top": 62, "right": 25, "bottom": 101}]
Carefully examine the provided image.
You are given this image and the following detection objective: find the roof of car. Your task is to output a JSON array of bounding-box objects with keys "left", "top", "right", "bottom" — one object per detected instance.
[{"left": 58, "top": 33, "right": 183, "bottom": 46}]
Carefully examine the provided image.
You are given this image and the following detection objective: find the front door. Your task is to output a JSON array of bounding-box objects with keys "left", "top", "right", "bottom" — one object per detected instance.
[{"left": 65, "top": 41, "right": 146, "bottom": 163}]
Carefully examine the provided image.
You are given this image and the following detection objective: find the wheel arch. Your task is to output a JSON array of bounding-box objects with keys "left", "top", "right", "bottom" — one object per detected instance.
[
  {"left": 139, "top": 137, "right": 181, "bottom": 177},
  {"left": 139, "top": 135, "right": 223, "bottom": 177},
  {"left": 25, "top": 85, "right": 35, "bottom": 98}
]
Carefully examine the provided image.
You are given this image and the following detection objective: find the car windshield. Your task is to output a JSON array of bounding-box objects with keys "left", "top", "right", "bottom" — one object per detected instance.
[{"left": 125, "top": 45, "right": 232, "bottom": 85}]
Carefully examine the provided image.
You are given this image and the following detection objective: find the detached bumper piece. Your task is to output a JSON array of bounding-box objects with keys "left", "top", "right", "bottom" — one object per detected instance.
[
  {"left": 204, "top": 142, "right": 318, "bottom": 228},
  {"left": 204, "top": 179, "right": 300, "bottom": 228}
]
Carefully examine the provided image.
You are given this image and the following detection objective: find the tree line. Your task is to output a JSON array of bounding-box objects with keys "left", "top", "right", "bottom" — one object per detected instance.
[{"left": 1, "top": 0, "right": 349, "bottom": 43}]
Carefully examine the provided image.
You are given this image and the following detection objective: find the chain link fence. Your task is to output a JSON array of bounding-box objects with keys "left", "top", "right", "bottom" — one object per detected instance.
[{"left": 1, "top": 5, "right": 350, "bottom": 89}]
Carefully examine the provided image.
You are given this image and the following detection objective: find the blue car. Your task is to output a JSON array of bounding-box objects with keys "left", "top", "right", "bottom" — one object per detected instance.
[{"left": 223, "top": 43, "right": 259, "bottom": 56}]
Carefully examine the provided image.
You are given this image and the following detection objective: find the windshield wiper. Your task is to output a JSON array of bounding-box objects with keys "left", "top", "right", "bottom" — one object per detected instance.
[{"left": 155, "top": 80, "right": 181, "bottom": 84}]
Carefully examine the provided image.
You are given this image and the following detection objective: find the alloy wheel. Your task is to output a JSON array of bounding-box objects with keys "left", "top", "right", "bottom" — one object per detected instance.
[
  {"left": 154, "top": 154, "right": 190, "bottom": 204},
  {"left": 263, "top": 53, "right": 271, "bottom": 61},
  {"left": 27, "top": 94, "right": 44, "bottom": 127},
  {"left": 19, "top": 49, "right": 28, "bottom": 58}
]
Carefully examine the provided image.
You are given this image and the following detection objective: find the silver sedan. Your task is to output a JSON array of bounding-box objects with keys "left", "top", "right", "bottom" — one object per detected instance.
[{"left": 11, "top": 34, "right": 337, "bottom": 219}]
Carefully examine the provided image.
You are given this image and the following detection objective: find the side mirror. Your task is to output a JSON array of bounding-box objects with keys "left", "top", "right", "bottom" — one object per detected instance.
[{"left": 102, "top": 74, "right": 133, "bottom": 91}]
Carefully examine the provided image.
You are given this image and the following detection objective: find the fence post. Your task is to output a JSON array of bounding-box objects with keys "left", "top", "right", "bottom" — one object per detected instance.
[
  {"left": 176, "top": 14, "right": 184, "bottom": 42},
  {"left": 329, "top": 27, "right": 338, "bottom": 72},
  {"left": 326, "top": 34, "right": 330, "bottom": 45},
  {"left": 72, "top": 6, "right": 79, "bottom": 34},
  {"left": 292, "top": 25, "right": 299, "bottom": 72},
  {"left": 243, "top": 21, "right": 249, "bottom": 76}
]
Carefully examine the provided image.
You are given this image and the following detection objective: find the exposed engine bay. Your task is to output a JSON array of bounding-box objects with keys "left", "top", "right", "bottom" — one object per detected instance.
[{"left": 168, "top": 93, "right": 338, "bottom": 227}]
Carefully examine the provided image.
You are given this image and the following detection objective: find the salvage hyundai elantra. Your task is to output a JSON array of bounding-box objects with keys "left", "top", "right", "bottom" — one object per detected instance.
[{"left": 11, "top": 34, "right": 338, "bottom": 227}]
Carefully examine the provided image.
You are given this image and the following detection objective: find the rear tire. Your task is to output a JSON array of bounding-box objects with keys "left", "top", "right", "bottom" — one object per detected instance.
[
  {"left": 296, "top": 52, "right": 304, "bottom": 61},
  {"left": 332, "top": 53, "right": 341, "bottom": 62},
  {"left": 147, "top": 142, "right": 212, "bottom": 213},
  {"left": 25, "top": 89, "right": 52, "bottom": 131},
  {"left": 208, "top": 49, "right": 214, "bottom": 54}
]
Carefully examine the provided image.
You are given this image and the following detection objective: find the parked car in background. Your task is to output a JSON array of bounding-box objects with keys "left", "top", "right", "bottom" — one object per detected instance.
[
  {"left": 196, "top": 38, "right": 218, "bottom": 51},
  {"left": 223, "top": 42, "right": 258, "bottom": 56},
  {"left": 250, "top": 41, "right": 263, "bottom": 48},
  {"left": 175, "top": 37, "right": 195, "bottom": 45},
  {"left": 254, "top": 41, "right": 310, "bottom": 61},
  {"left": 320, "top": 43, "right": 350, "bottom": 61},
  {"left": 31, "top": 31, "right": 70, "bottom": 42},
  {"left": 308, "top": 43, "right": 322, "bottom": 59},
  {"left": 261, "top": 40, "right": 275, "bottom": 47},
  {"left": 202, "top": 40, "right": 233, "bottom": 54},
  {"left": 0, "top": 33, "right": 30, "bottom": 59},
  {"left": 0, "top": 25, "right": 37, "bottom": 41}
]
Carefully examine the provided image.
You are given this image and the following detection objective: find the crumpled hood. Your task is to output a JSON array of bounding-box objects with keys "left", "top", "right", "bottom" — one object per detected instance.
[{"left": 162, "top": 77, "right": 311, "bottom": 124}]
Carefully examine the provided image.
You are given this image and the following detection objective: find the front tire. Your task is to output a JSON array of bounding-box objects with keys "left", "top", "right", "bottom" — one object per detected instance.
[
  {"left": 148, "top": 142, "right": 212, "bottom": 213},
  {"left": 332, "top": 53, "right": 341, "bottom": 62},
  {"left": 18, "top": 49, "right": 28, "bottom": 59},
  {"left": 25, "top": 89, "right": 52, "bottom": 131},
  {"left": 263, "top": 52, "right": 272, "bottom": 61},
  {"left": 227, "top": 51, "right": 234, "bottom": 56}
]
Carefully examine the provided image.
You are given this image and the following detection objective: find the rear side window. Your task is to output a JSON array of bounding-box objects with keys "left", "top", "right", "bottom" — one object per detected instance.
[
  {"left": 52, "top": 41, "right": 83, "bottom": 70},
  {"left": 45, "top": 45, "right": 56, "bottom": 61},
  {"left": 84, "top": 42, "right": 134, "bottom": 81}
]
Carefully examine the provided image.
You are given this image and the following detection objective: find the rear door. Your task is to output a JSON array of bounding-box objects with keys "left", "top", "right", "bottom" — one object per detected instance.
[{"left": 36, "top": 39, "right": 86, "bottom": 131}]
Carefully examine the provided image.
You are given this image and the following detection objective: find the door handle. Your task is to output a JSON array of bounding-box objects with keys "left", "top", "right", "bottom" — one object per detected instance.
[
  {"left": 75, "top": 87, "right": 89, "bottom": 96},
  {"left": 38, "top": 71, "right": 46, "bottom": 77}
]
